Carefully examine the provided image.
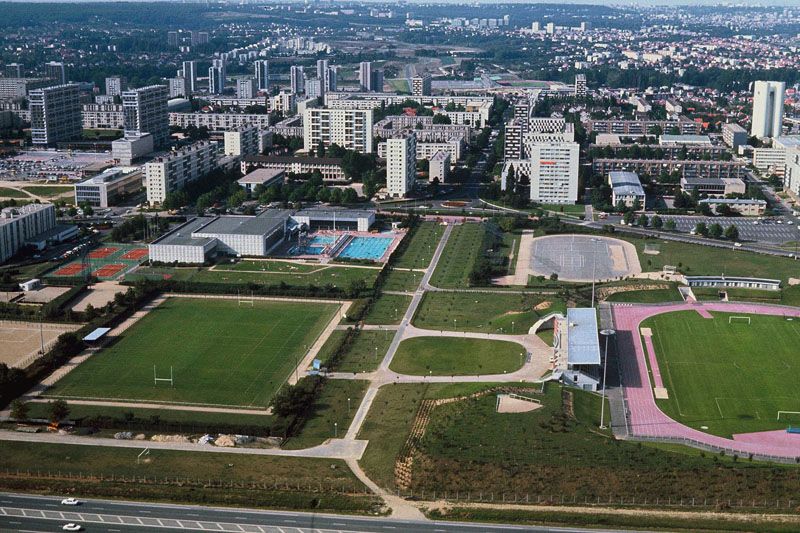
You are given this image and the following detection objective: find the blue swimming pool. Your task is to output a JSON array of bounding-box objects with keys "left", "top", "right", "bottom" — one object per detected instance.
[
  {"left": 288, "top": 235, "right": 338, "bottom": 255},
  {"left": 338, "top": 237, "right": 393, "bottom": 261}
]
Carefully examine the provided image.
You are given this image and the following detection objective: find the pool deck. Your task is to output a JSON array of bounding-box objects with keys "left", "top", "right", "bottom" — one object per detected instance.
[{"left": 285, "top": 229, "right": 406, "bottom": 263}]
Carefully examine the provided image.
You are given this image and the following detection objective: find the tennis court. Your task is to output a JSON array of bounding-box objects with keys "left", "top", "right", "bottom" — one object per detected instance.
[{"left": 48, "top": 243, "right": 149, "bottom": 280}]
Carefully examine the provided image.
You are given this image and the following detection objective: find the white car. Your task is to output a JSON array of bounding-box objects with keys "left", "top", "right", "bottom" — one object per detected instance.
[
  {"left": 60, "top": 498, "right": 80, "bottom": 506},
  {"left": 62, "top": 524, "right": 82, "bottom": 531}
]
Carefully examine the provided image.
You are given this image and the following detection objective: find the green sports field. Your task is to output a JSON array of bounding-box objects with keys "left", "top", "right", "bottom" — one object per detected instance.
[
  {"left": 44, "top": 298, "right": 339, "bottom": 408},
  {"left": 644, "top": 310, "right": 800, "bottom": 437}
]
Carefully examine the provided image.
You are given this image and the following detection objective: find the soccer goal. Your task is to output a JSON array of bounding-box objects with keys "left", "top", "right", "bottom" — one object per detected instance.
[
  {"left": 777, "top": 410, "right": 800, "bottom": 422},
  {"left": 154, "top": 365, "right": 174, "bottom": 387},
  {"left": 728, "top": 316, "right": 751, "bottom": 325},
  {"left": 237, "top": 290, "right": 255, "bottom": 307}
]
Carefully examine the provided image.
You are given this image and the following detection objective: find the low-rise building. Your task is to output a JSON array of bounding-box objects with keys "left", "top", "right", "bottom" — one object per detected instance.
[
  {"left": 112, "top": 133, "right": 153, "bottom": 165},
  {"left": 697, "top": 198, "right": 767, "bottom": 216},
  {"left": 553, "top": 308, "right": 601, "bottom": 392},
  {"left": 722, "top": 123, "right": 747, "bottom": 150},
  {"left": 240, "top": 155, "right": 347, "bottom": 182},
  {"left": 74, "top": 167, "right": 143, "bottom": 208},
  {"left": 608, "top": 171, "right": 645, "bottom": 209},
  {"left": 237, "top": 168, "right": 285, "bottom": 193},
  {"left": 680, "top": 176, "right": 747, "bottom": 197}
]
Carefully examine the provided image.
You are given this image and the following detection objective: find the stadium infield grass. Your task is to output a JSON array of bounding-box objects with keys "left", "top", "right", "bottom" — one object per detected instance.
[
  {"left": 43, "top": 297, "right": 339, "bottom": 408},
  {"left": 643, "top": 310, "right": 800, "bottom": 437},
  {"left": 390, "top": 337, "right": 525, "bottom": 376}
]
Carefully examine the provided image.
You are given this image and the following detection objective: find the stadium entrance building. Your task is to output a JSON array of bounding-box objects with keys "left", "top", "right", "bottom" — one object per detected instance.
[{"left": 553, "top": 308, "right": 602, "bottom": 391}]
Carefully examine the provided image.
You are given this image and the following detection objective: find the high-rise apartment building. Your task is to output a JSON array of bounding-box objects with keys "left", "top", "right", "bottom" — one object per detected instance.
[
  {"left": 145, "top": 141, "right": 219, "bottom": 204},
  {"left": 306, "top": 78, "right": 323, "bottom": 99},
  {"left": 224, "top": 126, "right": 260, "bottom": 157},
  {"left": 105, "top": 76, "right": 126, "bottom": 97},
  {"left": 167, "top": 31, "right": 179, "bottom": 47},
  {"left": 3, "top": 63, "right": 22, "bottom": 78},
  {"left": 303, "top": 107, "right": 373, "bottom": 154},
  {"left": 122, "top": 85, "right": 169, "bottom": 148},
  {"left": 168, "top": 77, "right": 187, "bottom": 98},
  {"left": 237, "top": 77, "right": 257, "bottom": 99},
  {"left": 574, "top": 74, "right": 587, "bottom": 98},
  {"left": 44, "top": 61, "right": 66, "bottom": 85},
  {"left": 182, "top": 61, "right": 198, "bottom": 93},
  {"left": 29, "top": 84, "right": 82, "bottom": 145},
  {"left": 751, "top": 80, "right": 785, "bottom": 139},
  {"left": 208, "top": 59, "right": 226, "bottom": 95},
  {"left": 411, "top": 74, "right": 431, "bottom": 96},
  {"left": 0, "top": 204, "right": 58, "bottom": 263},
  {"left": 386, "top": 133, "right": 417, "bottom": 198},
  {"left": 359, "top": 62, "right": 372, "bottom": 92},
  {"left": 254, "top": 60, "right": 269, "bottom": 92},
  {"left": 290, "top": 66, "right": 305, "bottom": 95}
]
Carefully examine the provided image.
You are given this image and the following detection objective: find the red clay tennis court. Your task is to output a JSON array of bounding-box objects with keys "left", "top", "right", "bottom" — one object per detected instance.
[
  {"left": 92, "top": 264, "right": 126, "bottom": 278},
  {"left": 120, "top": 248, "right": 148, "bottom": 260},
  {"left": 88, "top": 247, "right": 119, "bottom": 259},
  {"left": 53, "top": 264, "right": 86, "bottom": 277}
]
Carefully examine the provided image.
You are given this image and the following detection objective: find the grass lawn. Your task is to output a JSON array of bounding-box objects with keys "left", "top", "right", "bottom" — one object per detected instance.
[
  {"left": 410, "top": 384, "right": 800, "bottom": 503},
  {"left": 0, "top": 441, "right": 376, "bottom": 513},
  {"left": 393, "top": 222, "right": 444, "bottom": 269},
  {"left": 430, "top": 223, "right": 485, "bottom": 288},
  {"left": 387, "top": 79, "right": 410, "bottom": 93},
  {"left": 390, "top": 337, "right": 525, "bottom": 376},
  {"left": 200, "top": 262, "right": 380, "bottom": 288},
  {"left": 605, "top": 288, "right": 682, "bottom": 303},
  {"left": 283, "top": 379, "right": 369, "bottom": 449},
  {"left": 0, "top": 187, "right": 28, "bottom": 198},
  {"left": 21, "top": 185, "right": 73, "bottom": 197},
  {"left": 44, "top": 297, "right": 339, "bottom": 408},
  {"left": 627, "top": 236, "right": 800, "bottom": 282},
  {"left": 317, "top": 329, "right": 392, "bottom": 373},
  {"left": 381, "top": 269, "right": 423, "bottom": 292},
  {"left": 643, "top": 310, "right": 800, "bottom": 437},
  {"left": 413, "top": 291, "right": 564, "bottom": 333},
  {"left": 362, "top": 293, "right": 412, "bottom": 325}
]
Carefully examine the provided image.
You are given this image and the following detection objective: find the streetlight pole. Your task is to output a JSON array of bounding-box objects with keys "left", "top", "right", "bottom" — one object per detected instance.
[
  {"left": 591, "top": 238, "right": 599, "bottom": 308},
  {"left": 347, "top": 397, "right": 351, "bottom": 416},
  {"left": 599, "top": 329, "right": 615, "bottom": 429}
]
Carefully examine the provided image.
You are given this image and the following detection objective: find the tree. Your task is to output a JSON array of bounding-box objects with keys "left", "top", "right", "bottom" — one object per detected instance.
[
  {"left": 49, "top": 399, "right": 70, "bottom": 423},
  {"left": 316, "top": 139, "right": 326, "bottom": 158},
  {"left": 631, "top": 197, "right": 642, "bottom": 212},
  {"left": 432, "top": 113, "right": 452, "bottom": 125},
  {"left": 709, "top": 223, "right": 723, "bottom": 239},
  {"left": 665, "top": 219, "right": 676, "bottom": 231},
  {"left": 725, "top": 224, "right": 740, "bottom": 241},
  {"left": 694, "top": 222, "right": 708, "bottom": 236},
  {"left": 549, "top": 273, "right": 559, "bottom": 282},
  {"left": 636, "top": 213, "right": 649, "bottom": 227},
  {"left": 623, "top": 211, "right": 634, "bottom": 225},
  {"left": 10, "top": 399, "right": 29, "bottom": 421},
  {"left": 651, "top": 215, "right": 663, "bottom": 229}
]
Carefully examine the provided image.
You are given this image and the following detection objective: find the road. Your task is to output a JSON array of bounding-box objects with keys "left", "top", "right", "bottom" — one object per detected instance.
[{"left": 0, "top": 493, "right": 634, "bottom": 533}]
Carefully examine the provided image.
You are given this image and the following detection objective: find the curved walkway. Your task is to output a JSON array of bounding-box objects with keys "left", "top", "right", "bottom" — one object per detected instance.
[{"left": 612, "top": 301, "right": 800, "bottom": 460}]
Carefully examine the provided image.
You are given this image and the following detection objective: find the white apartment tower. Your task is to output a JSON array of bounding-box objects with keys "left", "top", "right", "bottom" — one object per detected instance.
[
  {"left": 254, "top": 60, "right": 269, "bottom": 92},
  {"left": 386, "top": 133, "right": 417, "bottom": 198},
  {"left": 208, "top": 59, "right": 226, "bottom": 95},
  {"left": 182, "top": 61, "right": 198, "bottom": 93},
  {"left": 751, "top": 81, "right": 785, "bottom": 139},
  {"left": 29, "top": 84, "right": 82, "bottom": 145},
  {"left": 303, "top": 107, "right": 373, "bottom": 154},
  {"left": 359, "top": 62, "right": 373, "bottom": 92},
  {"left": 411, "top": 74, "right": 431, "bottom": 96},
  {"left": 168, "top": 77, "right": 186, "bottom": 98},
  {"left": 122, "top": 85, "right": 169, "bottom": 148},
  {"left": 105, "top": 76, "right": 126, "bottom": 97},
  {"left": 224, "top": 126, "right": 260, "bottom": 157},
  {"left": 237, "top": 77, "right": 257, "bottom": 99}
]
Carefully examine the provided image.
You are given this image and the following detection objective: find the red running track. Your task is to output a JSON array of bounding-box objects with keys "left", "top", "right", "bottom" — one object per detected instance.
[{"left": 612, "top": 301, "right": 800, "bottom": 459}]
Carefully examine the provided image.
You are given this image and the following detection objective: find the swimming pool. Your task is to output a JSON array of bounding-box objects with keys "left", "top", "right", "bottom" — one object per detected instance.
[
  {"left": 338, "top": 237, "right": 393, "bottom": 261},
  {"left": 288, "top": 235, "right": 338, "bottom": 255}
]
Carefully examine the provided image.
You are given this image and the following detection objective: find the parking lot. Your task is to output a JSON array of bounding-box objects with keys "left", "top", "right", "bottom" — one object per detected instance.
[
  {"left": 657, "top": 215, "right": 800, "bottom": 244},
  {"left": 0, "top": 150, "right": 113, "bottom": 182}
]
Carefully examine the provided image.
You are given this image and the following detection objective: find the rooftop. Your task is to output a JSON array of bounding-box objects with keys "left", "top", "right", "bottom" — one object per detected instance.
[
  {"left": 238, "top": 168, "right": 285, "bottom": 185},
  {"left": 566, "top": 307, "right": 601, "bottom": 366},
  {"left": 659, "top": 134, "right": 712, "bottom": 145},
  {"left": 194, "top": 209, "right": 292, "bottom": 237},
  {"left": 608, "top": 171, "right": 645, "bottom": 197}
]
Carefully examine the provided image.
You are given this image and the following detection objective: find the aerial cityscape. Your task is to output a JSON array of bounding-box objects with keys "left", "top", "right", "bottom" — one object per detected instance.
[{"left": 3, "top": 1, "right": 800, "bottom": 532}]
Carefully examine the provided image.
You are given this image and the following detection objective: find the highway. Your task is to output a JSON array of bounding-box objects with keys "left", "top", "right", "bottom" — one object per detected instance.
[{"left": 0, "top": 493, "right": 637, "bottom": 532}]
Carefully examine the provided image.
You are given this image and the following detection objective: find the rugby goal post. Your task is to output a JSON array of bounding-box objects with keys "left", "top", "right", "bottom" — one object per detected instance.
[
  {"left": 777, "top": 410, "right": 800, "bottom": 421},
  {"left": 237, "top": 290, "right": 255, "bottom": 307},
  {"left": 153, "top": 365, "right": 174, "bottom": 387},
  {"left": 728, "top": 316, "right": 751, "bottom": 325}
]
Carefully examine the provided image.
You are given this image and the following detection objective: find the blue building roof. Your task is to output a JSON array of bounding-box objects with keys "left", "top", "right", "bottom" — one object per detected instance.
[{"left": 566, "top": 308, "right": 601, "bottom": 366}]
